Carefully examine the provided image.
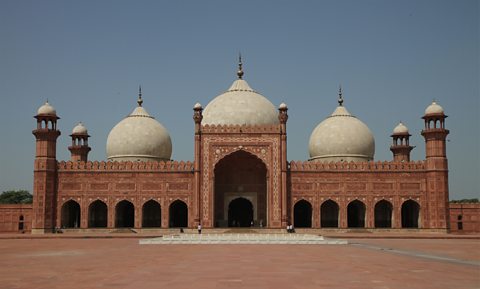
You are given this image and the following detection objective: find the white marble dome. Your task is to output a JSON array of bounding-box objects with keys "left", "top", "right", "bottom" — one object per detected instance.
[
  {"left": 425, "top": 101, "right": 444, "bottom": 115},
  {"left": 106, "top": 104, "right": 172, "bottom": 162},
  {"left": 309, "top": 105, "right": 375, "bottom": 162},
  {"left": 202, "top": 79, "right": 279, "bottom": 126},
  {"left": 72, "top": 122, "right": 88, "bottom": 135},
  {"left": 393, "top": 122, "right": 409, "bottom": 135},
  {"left": 37, "top": 101, "right": 56, "bottom": 115}
]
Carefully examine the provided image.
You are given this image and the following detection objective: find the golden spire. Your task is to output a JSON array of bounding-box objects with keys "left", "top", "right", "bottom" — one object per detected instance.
[
  {"left": 237, "top": 53, "right": 244, "bottom": 79},
  {"left": 137, "top": 85, "right": 143, "bottom": 107},
  {"left": 338, "top": 84, "right": 344, "bottom": 106}
]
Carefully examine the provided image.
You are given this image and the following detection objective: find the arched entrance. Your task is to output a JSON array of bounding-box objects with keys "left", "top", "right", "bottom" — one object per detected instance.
[
  {"left": 169, "top": 200, "right": 188, "bottom": 228},
  {"left": 61, "top": 200, "right": 80, "bottom": 228},
  {"left": 321, "top": 200, "right": 339, "bottom": 228},
  {"left": 294, "top": 200, "right": 312, "bottom": 228},
  {"left": 228, "top": 198, "right": 253, "bottom": 227},
  {"left": 402, "top": 200, "right": 420, "bottom": 228},
  {"left": 374, "top": 200, "right": 393, "bottom": 228},
  {"left": 214, "top": 150, "right": 267, "bottom": 227},
  {"left": 88, "top": 200, "right": 107, "bottom": 228},
  {"left": 347, "top": 200, "right": 366, "bottom": 228},
  {"left": 115, "top": 200, "right": 134, "bottom": 228},
  {"left": 142, "top": 200, "right": 161, "bottom": 228}
]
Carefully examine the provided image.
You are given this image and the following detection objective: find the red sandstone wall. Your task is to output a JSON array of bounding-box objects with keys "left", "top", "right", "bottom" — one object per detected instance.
[
  {"left": 449, "top": 203, "right": 480, "bottom": 233},
  {"left": 0, "top": 204, "right": 32, "bottom": 232},
  {"left": 289, "top": 161, "right": 433, "bottom": 229},
  {"left": 56, "top": 160, "right": 195, "bottom": 228}
]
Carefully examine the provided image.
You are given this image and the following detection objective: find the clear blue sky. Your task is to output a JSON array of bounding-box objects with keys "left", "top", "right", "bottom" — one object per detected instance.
[{"left": 0, "top": 0, "right": 478, "bottom": 200}]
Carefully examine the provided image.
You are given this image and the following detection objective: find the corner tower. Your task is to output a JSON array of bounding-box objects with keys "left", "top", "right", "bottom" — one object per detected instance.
[
  {"left": 32, "top": 101, "right": 61, "bottom": 233},
  {"left": 421, "top": 101, "right": 450, "bottom": 230}
]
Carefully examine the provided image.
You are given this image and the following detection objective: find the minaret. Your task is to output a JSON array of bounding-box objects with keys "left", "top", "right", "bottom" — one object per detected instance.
[
  {"left": 68, "top": 122, "right": 91, "bottom": 162},
  {"left": 421, "top": 101, "right": 450, "bottom": 230},
  {"left": 32, "top": 101, "right": 61, "bottom": 233},
  {"left": 390, "top": 122, "right": 414, "bottom": 162},
  {"left": 193, "top": 102, "right": 203, "bottom": 226},
  {"left": 278, "top": 102, "right": 289, "bottom": 226}
]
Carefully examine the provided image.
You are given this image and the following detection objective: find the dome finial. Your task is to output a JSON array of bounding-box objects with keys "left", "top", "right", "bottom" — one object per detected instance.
[
  {"left": 338, "top": 84, "right": 344, "bottom": 106},
  {"left": 237, "top": 53, "right": 244, "bottom": 79},
  {"left": 137, "top": 85, "right": 143, "bottom": 107}
]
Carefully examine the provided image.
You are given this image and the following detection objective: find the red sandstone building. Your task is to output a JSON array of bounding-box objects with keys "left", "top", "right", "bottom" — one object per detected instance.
[{"left": 3, "top": 61, "right": 472, "bottom": 234}]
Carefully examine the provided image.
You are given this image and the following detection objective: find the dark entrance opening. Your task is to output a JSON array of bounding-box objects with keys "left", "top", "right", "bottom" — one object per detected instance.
[
  {"left": 18, "top": 215, "right": 24, "bottom": 231},
  {"left": 321, "top": 200, "right": 339, "bottom": 228},
  {"left": 142, "top": 200, "right": 161, "bottom": 228},
  {"left": 61, "top": 200, "right": 81, "bottom": 228},
  {"left": 374, "top": 200, "right": 392, "bottom": 228},
  {"left": 214, "top": 150, "right": 267, "bottom": 227},
  {"left": 115, "top": 200, "right": 134, "bottom": 228},
  {"left": 347, "top": 200, "right": 365, "bottom": 228},
  {"left": 169, "top": 200, "right": 188, "bottom": 228},
  {"left": 294, "top": 200, "right": 312, "bottom": 228},
  {"left": 401, "top": 200, "right": 420, "bottom": 228},
  {"left": 228, "top": 197, "right": 253, "bottom": 227},
  {"left": 88, "top": 200, "right": 108, "bottom": 228}
]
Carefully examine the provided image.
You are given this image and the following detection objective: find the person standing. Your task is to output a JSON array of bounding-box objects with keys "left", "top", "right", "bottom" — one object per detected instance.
[{"left": 197, "top": 223, "right": 202, "bottom": 234}]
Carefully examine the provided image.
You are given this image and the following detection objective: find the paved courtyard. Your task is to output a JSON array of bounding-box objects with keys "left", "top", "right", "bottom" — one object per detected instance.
[{"left": 0, "top": 236, "right": 478, "bottom": 289}]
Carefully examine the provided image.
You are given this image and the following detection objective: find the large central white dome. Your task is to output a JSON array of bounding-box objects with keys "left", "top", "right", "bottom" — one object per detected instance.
[{"left": 202, "top": 79, "right": 279, "bottom": 126}]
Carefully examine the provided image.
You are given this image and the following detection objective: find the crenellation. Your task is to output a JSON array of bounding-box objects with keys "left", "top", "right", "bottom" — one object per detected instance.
[{"left": 57, "top": 160, "right": 194, "bottom": 172}]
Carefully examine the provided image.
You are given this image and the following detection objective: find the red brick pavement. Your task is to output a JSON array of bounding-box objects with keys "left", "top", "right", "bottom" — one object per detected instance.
[{"left": 0, "top": 237, "right": 478, "bottom": 289}]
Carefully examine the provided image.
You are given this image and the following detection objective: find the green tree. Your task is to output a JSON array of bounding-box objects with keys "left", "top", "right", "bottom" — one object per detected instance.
[
  {"left": 450, "top": 198, "right": 479, "bottom": 203},
  {"left": 0, "top": 190, "right": 33, "bottom": 204}
]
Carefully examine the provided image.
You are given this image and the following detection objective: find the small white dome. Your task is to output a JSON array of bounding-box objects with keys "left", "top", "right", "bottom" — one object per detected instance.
[
  {"left": 72, "top": 122, "right": 88, "bottom": 134},
  {"left": 309, "top": 105, "right": 375, "bottom": 162},
  {"left": 425, "top": 101, "right": 444, "bottom": 115},
  {"left": 393, "top": 122, "right": 409, "bottom": 134},
  {"left": 106, "top": 105, "right": 172, "bottom": 162},
  {"left": 37, "top": 101, "right": 56, "bottom": 115},
  {"left": 202, "top": 79, "right": 279, "bottom": 126},
  {"left": 194, "top": 102, "right": 202, "bottom": 109},
  {"left": 279, "top": 102, "right": 287, "bottom": 109}
]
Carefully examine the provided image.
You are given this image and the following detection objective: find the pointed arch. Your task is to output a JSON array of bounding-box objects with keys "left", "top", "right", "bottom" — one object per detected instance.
[
  {"left": 294, "top": 199, "right": 312, "bottom": 228},
  {"left": 115, "top": 200, "right": 135, "bottom": 228},
  {"left": 61, "top": 200, "right": 81, "bottom": 228},
  {"left": 320, "top": 199, "right": 339, "bottom": 228},
  {"left": 228, "top": 197, "right": 253, "bottom": 227},
  {"left": 142, "top": 200, "right": 161, "bottom": 228},
  {"left": 347, "top": 200, "right": 366, "bottom": 228},
  {"left": 402, "top": 200, "right": 420, "bottom": 228},
  {"left": 374, "top": 200, "right": 393, "bottom": 228},
  {"left": 213, "top": 150, "right": 267, "bottom": 227},
  {"left": 88, "top": 200, "right": 108, "bottom": 228},
  {"left": 169, "top": 200, "right": 188, "bottom": 228}
]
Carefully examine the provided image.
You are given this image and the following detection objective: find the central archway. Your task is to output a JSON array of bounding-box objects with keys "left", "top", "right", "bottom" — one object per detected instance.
[
  {"left": 214, "top": 150, "right": 267, "bottom": 227},
  {"left": 228, "top": 198, "right": 253, "bottom": 227}
]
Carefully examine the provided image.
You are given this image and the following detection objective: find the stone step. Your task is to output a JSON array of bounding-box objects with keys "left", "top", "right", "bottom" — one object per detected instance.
[{"left": 139, "top": 234, "right": 348, "bottom": 245}]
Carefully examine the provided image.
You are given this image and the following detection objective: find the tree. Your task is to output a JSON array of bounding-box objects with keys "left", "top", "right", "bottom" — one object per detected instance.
[
  {"left": 0, "top": 190, "right": 33, "bottom": 204},
  {"left": 450, "top": 198, "right": 479, "bottom": 203}
]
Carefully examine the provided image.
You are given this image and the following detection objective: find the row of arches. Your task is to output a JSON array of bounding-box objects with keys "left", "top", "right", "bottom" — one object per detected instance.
[
  {"left": 61, "top": 199, "right": 188, "bottom": 228},
  {"left": 293, "top": 199, "right": 420, "bottom": 228}
]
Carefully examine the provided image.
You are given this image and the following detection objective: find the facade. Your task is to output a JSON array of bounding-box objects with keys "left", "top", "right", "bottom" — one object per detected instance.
[{"left": 23, "top": 61, "right": 455, "bottom": 233}]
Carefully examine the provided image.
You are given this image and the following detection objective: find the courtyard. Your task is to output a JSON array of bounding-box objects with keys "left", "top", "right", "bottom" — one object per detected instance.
[{"left": 0, "top": 235, "right": 478, "bottom": 289}]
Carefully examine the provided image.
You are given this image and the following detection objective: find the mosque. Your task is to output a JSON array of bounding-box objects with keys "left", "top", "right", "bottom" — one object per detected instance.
[{"left": 26, "top": 59, "right": 451, "bottom": 233}]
